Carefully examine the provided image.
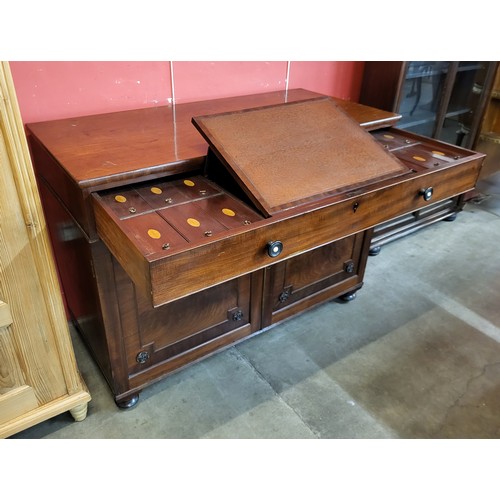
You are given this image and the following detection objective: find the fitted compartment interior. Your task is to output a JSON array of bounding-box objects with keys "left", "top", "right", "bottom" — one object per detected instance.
[{"left": 95, "top": 174, "right": 264, "bottom": 256}]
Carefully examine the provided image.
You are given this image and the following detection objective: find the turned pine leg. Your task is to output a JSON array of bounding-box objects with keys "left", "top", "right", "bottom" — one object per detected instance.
[{"left": 69, "top": 403, "right": 88, "bottom": 421}]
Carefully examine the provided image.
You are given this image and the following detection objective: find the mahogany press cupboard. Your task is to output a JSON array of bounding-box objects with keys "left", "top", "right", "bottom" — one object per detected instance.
[{"left": 26, "top": 90, "right": 485, "bottom": 408}]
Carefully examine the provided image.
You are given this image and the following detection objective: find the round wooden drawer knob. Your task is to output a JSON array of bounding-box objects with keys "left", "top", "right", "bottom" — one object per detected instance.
[
  {"left": 419, "top": 187, "right": 434, "bottom": 202},
  {"left": 266, "top": 240, "right": 283, "bottom": 258}
]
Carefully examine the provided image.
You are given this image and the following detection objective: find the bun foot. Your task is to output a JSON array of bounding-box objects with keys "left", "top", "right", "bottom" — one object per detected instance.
[
  {"left": 339, "top": 291, "right": 357, "bottom": 302},
  {"left": 116, "top": 394, "right": 140, "bottom": 409},
  {"left": 369, "top": 245, "right": 381, "bottom": 256}
]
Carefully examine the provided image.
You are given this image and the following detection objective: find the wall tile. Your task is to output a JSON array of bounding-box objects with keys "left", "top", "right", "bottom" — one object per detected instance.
[
  {"left": 10, "top": 61, "right": 172, "bottom": 123},
  {"left": 172, "top": 61, "right": 288, "bottom": 103},
  {"left": 10, "top": 61, "right": 366, "bottom": 124},
  {"left": 288, "top": 61, "right": 365, "bottom": 101}
]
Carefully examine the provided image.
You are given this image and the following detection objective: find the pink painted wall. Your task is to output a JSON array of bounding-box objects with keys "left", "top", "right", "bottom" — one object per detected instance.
[
  {"left": 9, "top": 61, "right": 365, "bottom": 124},
  {"left": 9, "top": 61, "right": 172, "bottom": 123}
]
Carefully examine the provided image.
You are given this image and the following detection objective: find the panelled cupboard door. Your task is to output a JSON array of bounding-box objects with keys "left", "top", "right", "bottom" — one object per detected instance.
[
  {"left": 0, "top": 62, "right": 90, "bottom": 438},
  {"left": 0, "top": 130, "right": 67, "bottom": 399},
  {"left": 0, "top": 301, "right": 38, "bottom": 426}
]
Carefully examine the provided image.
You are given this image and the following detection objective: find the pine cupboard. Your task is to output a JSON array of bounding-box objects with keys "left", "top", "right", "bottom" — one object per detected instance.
[{"left": 0, "top": 62, "right": 90, "bottom": 438}]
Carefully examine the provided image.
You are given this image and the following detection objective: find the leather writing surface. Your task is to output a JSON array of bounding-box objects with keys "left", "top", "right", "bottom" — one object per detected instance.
[{"left": 193, "top": 98, "right": 409, "bottom": 216}]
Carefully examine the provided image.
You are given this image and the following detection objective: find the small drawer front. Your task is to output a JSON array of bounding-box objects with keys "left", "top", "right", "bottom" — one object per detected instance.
[
  {"left": 157, "top": 194, "right": 262, "bottom": 241},
  {"left": 96, "top": 175, "right": 223, "bottom": 219},
  {"left": 371, "top": 130, "right": 421, "bottom": 151},
  {"left": 98, "top": 189, "right": 153, "bottom": 219},
  {"left": 193, "top": 194, "right": 262, "bottom": 229},
  {"left": 158, "top": 202, "right": 228, "bottom": 242},
  {"left": 372, "top": 127, "right": 477, "bottom": 168},
  {"left": 170, "top": 176, "right": 221, "bottom": 200},
  {"left": 116, "top": 211, "right": 187, "bottom": 256},
  {"left": 392, "top": 143, "right": 467, "bottom": 169},
  {"left": 134, "top": 182, "right": 192, "bottom": 209}
]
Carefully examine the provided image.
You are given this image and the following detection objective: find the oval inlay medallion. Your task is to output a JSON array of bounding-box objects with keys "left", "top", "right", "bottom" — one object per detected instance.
[
  {"left": 114, "top": 195, "right": 127, "bottom": 203},
  {"left": 148, "top": 229, "right": 161, "bottom": 239},
  {"left": 184, "top": 180, "right": 195, "bottom": 187},
  {"left": 413, "top": 156, "right": 426, "bottom": 162},
  {"left": 151, "top": 187, "right": 162, "bottom": 194},
  {"left": 187, "top": 218, "right": 201, "bottom": 227},
  {"left": 222, "top": 208, "right": 236, "bottom": 217}
]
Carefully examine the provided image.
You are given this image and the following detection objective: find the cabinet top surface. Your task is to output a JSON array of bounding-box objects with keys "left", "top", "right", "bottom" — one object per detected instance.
[{"left": 26, "top": 89, "right": 401, "bottom": 188}]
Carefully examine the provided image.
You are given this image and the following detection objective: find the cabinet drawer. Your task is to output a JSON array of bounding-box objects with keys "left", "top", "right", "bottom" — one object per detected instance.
[{"left": 93, "top": 132, "right": 484, "bottom": 308}]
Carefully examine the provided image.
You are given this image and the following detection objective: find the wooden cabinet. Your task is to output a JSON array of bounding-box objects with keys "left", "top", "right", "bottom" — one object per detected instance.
[
  {"left": 26, "top": 89, "right": 484, "bottom": 408},
  {"left": 360, "top": 62, "right": 498, "bottom": 147},
  {"left": 0, "top": 63, "right": 90, "bottom": 438},
  {"left": 475, "top": 65, "right": 500, "bottom": 179},
  {"left": 359, "top": 62, "right": 497, "bottom": 252}
]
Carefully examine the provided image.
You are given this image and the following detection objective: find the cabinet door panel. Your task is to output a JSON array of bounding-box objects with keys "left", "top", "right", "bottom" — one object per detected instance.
[
  {"left": 0, "top": 386, "right": 38, "bottom": 426},
  {"left": 0, "top": 318, "right": 39, "bottom": 424},
  {"left": 263, "top": 232, "right": 369, "bottom": 326},
  {"left": 0, "top": 323, "right": 26, "bottom": 393},
  {"left": 113, "top": 260, "right": 253, "bottom": 375}
]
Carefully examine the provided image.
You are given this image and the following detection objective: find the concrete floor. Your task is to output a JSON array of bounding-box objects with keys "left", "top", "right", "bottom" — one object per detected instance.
[{"left": 11, "top": 172, "right": 500, "bottom": 439}]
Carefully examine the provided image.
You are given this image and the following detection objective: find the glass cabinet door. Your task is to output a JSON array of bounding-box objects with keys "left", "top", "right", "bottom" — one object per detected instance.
[
  {"left": 397, "top": 61, "right": 451, "bottom": 137},
  {"left": 437, "top": 62, "right": 493, "bottom": 148},
  {"left": 396, "top": 61, "right": 496, "bottom": 149}
]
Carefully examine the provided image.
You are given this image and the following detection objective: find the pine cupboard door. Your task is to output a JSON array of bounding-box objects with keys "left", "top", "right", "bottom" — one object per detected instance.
[
  {"left": 0, "top": 301, "right": 39, "bottom": 425},
  {"left": 0, "top": 298, "right": 56, "bottom": 426}
]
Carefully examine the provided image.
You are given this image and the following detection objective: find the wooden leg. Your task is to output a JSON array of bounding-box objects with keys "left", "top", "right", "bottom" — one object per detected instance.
[
  {"left": 116, "top": 393, "right": 140, "bottom": 409},
  {"left": 69, "top": 403, "right": 88, "bottom": 422},
  {"left": 339, "top": 291, "right": 357, "bottom": 302}
]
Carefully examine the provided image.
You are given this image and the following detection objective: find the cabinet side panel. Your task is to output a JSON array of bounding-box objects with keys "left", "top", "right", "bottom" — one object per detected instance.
[
  {"left": 36, "top": 179, "right": 118, "bottom": 392},
  {"left": 28, "top": 135, "right": 93, "bottom": 237},
  {"left": 359, "top": 62, "right": 405, "bottom": 112}
]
